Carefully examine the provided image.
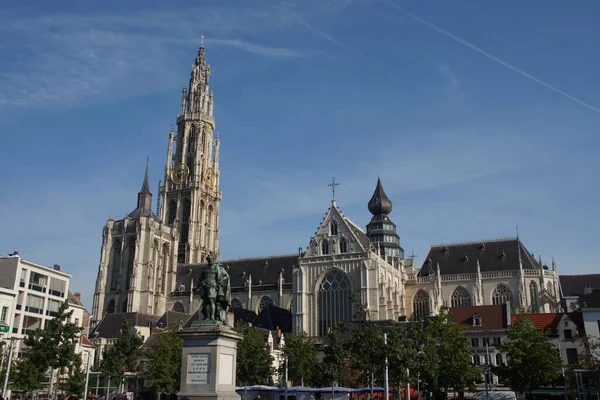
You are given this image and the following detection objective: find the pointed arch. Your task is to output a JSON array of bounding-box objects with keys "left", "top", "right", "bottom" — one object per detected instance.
[
  {"left": 109, "top": 239, "right": 122, "bottom": 290},
  {"left": 173, "top": 301, "right": 185, "bottom": 313},
  {"left": 258, "top": 296, "right": 274, "bottom": 313},
  {"left": 317, "top": 269, "right": 352, "bottom": 336},
  {"left": 231, "top": 298, "right": 242, "bottom": 309},
  {"left": 492, "top": 284, "right": 513, "bottom": 305},
  {"left": 106, "top": 299, "right": 115, "bottom": 314},
  {"left": 340, "top": 236, "right": 348, "bottom": 253},
  {"left": 413, "top": 290, "right": 430, "bottom": 320},
  {"left": 450, "top": 287, "right": 473, "bottom": 308},
  {"left": 321, "top": 240, "right": 330, "bottom": 255},
  {"left": 529, "top": 280, "right": 539, "bottom": 313},
  {"left": 330, "top": 220, "right": 338, "bottom": 235},
  {"left": 167, "top": 200, "right": 177, "bottom": 225}
]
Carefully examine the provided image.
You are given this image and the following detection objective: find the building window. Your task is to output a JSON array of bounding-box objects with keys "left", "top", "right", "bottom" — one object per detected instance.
[
  {"left": 564, "top": 329, "right": 573, "bottom": 340},
  {"left": 413, "top": 290, "right": 430, "bottom": 320},
  {"left": 231, "top": 298, "right": 242, "bottom": 309},
  {"left": 330, "top": 220, "right": 338, "bottom": 236},
  {"left": 46, "top": 299, "right": 61, "bottom": 317},
  {"left": 49, "top": 278, "right": 66, "bottom": 298},
  {"left": 0, "top": 307, "right": 7, "bottom": 323},
  {"left": 25, "top": 294, "right": 44, "bottom": 314},
  {"left": 472, "top": 314, "right": 482, "bottom": 327},
  {"left": 173, "top": 302, "right": 185, "bottom": 313},
  {"left": 451, "top": 287, "right": 473, "bottom": 308},
  {"left": 318, "top": 270, "right": 352, "bottom": 336},
  {"left": 107, "top": 299, "right": 115, "bottom": 314},
  {"left": 493, "top": 337, "right": 501, "bottom": 346},
  {"left": 258, "top": 296, "right": 274, "bottom": 314},
  {"left": 167, "top": 200, "right": 177, "bottom": 225},
  {"left": 496, "top": 353, "right": 503, "bottom": 366},
  {"left": 566, "top": 348, "right": 579, "bottom": 365},
  {"left": 529, "top": 281, "right": 539, "bottom": 313},
  {"left": 340, "top": 237, "right": 348, "bottom": 253},
  {"left": 74, "top": 318, "right": 79, "bottom": 326},
  {"left": 28, "top": 272, "right": 48, "bottom": 293},
  {"left": 321, "top": 240, "right": 330, "bottom": 255},
  {"left": 482, "top": 337, "right": 490, "bottom": 347},
  {"left": 20, "top": 269, "right": 26, "bottom": 288},
  {"left": 473, "top": 355, "right": 481, "bottom": 365},
  {"left": 471, "top": 338, "right": 479, "bottom": 347},
  {"left": 492, "top": 284, "right": 513, "bottom": 305}
]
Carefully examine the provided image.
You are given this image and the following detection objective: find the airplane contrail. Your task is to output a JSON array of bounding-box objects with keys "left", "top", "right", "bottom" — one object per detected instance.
[
  {"left": 298, "top": 18, "right": 405, "bottom": 84},
  {"left": 386, "top": 3, "right": 600, "bottom": 115}
]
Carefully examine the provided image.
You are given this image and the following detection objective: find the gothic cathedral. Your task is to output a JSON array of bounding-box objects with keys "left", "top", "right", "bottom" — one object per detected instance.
[{"left": 91, "top": 45, "right": 221, "bottom": 328}]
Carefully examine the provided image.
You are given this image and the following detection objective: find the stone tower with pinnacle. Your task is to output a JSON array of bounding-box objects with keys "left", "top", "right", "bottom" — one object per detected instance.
[
  {"left": 160, "top": 43, "right": 221, "bottom": 265},
  {"left": 91, "top": 44, "right": 222, "bottom": 328}
]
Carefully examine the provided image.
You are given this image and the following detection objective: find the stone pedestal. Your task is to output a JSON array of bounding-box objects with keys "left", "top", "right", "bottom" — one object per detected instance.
[{"left": 178, "top": 323, "right": 242, "bottom": 400}]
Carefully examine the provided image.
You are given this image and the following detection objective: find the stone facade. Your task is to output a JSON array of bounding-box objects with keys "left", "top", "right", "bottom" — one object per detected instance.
[{"left": 91, "top": 45, "right": 221, "bottom": 328}]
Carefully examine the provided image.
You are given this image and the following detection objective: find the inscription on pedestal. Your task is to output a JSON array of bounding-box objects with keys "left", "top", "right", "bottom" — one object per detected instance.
[{"left": 187, "top": 353, "right": 210, "bottom": 384}]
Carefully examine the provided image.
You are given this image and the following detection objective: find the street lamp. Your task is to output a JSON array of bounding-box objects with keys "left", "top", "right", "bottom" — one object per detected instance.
[
  {"left": 2, "top": 337, "right": 20, "bottom": 397},
  {"left": 83, "top": 350, "right": 92, "bottom": 400}
]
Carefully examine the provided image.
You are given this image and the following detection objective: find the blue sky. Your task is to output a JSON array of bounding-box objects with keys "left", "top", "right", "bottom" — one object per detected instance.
[{"left": 1, "top": 0, "right": 599, "bottom": 310}]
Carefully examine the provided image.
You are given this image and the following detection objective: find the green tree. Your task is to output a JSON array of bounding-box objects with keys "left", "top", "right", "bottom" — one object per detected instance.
[
  {"left": 580, "top": 335, "right": 600, "bottom": 370},
  {"left": 282, "top": 331, "right": 318, "bottom": 386},
  {"left": 428, "top": 310, "right": 479, "bottom": 393},
  {"left": 386, "top": 322, "right": 418, "bottom": 394},
  {"left": 101, "top": 319, "right": 144, "bottom": 388},
  {"left": 347, "top": 322, "right": 385, "bottom": 391},
  {"left": 317, "top": 324, "right": 347, "bottom": 388},
  {"left": 145, "top": 329, "right": 183, "bottom": 394},
  {"left": 235, "top": 324, "right": 274, "bottom": 386},
  {"left": 495, "top": 314, "right": 562, "bottom": 398},
  {"left": 65, "top": 354, "right": 86, "bottom": 396},
  {"left": 12, "top": 358, "right": 45, "bottom": 393}
]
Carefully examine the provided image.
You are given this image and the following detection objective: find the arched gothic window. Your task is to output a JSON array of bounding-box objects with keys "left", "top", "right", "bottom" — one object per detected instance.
[
  {"left": 547, "top": 281, "right": 554, "bottom": 296},
  {"left": 340, "top": 237, "right": 348, "bottom": 253},
  {"left": 318, "top": 270, "right": 352, "bottom": 336},
  {"left": 330, "top": 220, "right": 338, "bottom": 235},
  {"left": 413, "top": 290, "right": 430, "bottom": 320},
  {"left": 110, "top": 240, "right": 121, "bottom": 290},
  {"left": 321, "top": 240, "right": 330, "bottom": 255},
  {"left": 529, "top": 281, "right": 539, "bottom": 313},
  {"left": 122, "top": 299, "right": 128, "bottom": 313},
  {"left": 107, "top": 299, "right": 115, "bottom": 314},
  {"left": 258, "top": 296, "right": 274, "bottom": 313},
  {"left": 173, "top": 301, "right": 185, "bottom": 313},
  {"left": 167, "top": 200, "right": 177, "bottom": 225},
  {"left": 231, "top": 298, "right": 242, "bottom": 309},
  {"left": 451, "top": 287, "right": 473, "bottom": 308},
  {"left": 492, "top": 284, "right": 513, "bottom": 305}
]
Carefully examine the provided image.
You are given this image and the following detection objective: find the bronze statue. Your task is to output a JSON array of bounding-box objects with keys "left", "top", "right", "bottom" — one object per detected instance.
[{"left": 195, "top": 253, "right": 231, "bottom": 324}]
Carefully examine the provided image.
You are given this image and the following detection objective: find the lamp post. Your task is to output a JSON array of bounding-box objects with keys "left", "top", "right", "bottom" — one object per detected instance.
[
  {"left": 83, "top": 350, "right": 92, "bottom": 400},
  {"left": 384, "top": 333, "right": 389, "bottom": 400},
  {"left": 2, "top": 338, "right": 17, "bottom": 397}
]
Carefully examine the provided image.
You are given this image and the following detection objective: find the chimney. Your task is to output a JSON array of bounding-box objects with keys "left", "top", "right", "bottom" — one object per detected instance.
[
  {"left": 53, "top": 264, "right": 61, "bottom": 271},
  {"left": 74, "top": 292, "right": 81, "bottom": 301},
  {"left": 9, "top": 251, "right": 19, "bottom": 257},
  {"left": 584, "top": 284, "right": 593, "bottom": 295}
]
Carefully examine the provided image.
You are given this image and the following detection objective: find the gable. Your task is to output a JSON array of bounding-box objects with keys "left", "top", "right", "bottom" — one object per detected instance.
[{"left": 303, "top": 202, "right": 369, "bottom": 257}]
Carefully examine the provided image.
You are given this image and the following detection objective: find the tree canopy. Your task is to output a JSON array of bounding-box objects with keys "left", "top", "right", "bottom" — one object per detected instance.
[
  {"left": 282, "top": 331, "right": 319, "bottom": 386},
  {"left": 100, "top": 319, "right": 144, "bottom": 385},
  {"left": 235, "top": 324, "right": 274, "bottom": 386},
  {"left": 144, "top": 328, "right": 183, "bottom": 394},
  {"left": 495, "top": 314, "right": 562, "bottom": 396}
]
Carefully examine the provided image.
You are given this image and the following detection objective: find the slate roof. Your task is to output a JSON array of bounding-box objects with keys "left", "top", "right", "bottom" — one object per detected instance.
[
  {"left": 155, "top": 311, "right": 191, "bottom": 330},
  {"left": 578, "top": 290, "right": 600, "bottom": 309},
  {"left": 126, "top": 207, "right": 160, "bottom": 221},
  {"left": 510, "top": 313, "right": 585, "bottom": 336},
  {"left": 448, "top": 305, "right": 508, "bottom": 332},
  {"left": 0, "top": 257, "right": 18, "bottom": 290},
  {"left": 67, "top": 291, "right": 84, "bottom": 307},
  {"left": 176, "top": 254, "right": 298, "bottom": 291},
  {"left": 91, "top": 312, "right": 156, "bottom": 339},
  {"left": 419, "top": 237, "right": 541, "bottom": 276},
  {"left": 560, "top": 274, "right": 600, "bottom": 297},
  {"left": 252, "top": 305, "right": 293, "bottom": 333}
]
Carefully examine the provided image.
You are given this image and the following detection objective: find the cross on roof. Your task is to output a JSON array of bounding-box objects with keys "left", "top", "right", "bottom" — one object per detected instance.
[
  {"left": 146, "top": 156, "right": 150, "bottom": 167},
  {"left": 328, "top": 177, "right": 339, "bottom": 200}
]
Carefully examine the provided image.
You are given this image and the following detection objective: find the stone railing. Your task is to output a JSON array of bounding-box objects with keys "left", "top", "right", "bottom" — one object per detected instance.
[{"left": 441, "top": 273, "right": 476, "bottom": 282}]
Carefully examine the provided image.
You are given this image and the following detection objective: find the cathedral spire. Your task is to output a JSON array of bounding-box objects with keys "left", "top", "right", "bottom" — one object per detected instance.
[
  {"left": 365, "top": 177, "right": 403, "bottom": 263},
  {"left": 137, "top": 163, "right": 152, "bottom": 210}
]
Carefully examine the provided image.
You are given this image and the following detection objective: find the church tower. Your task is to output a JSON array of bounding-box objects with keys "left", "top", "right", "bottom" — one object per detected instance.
[
  {"left": 160, "top": 44, "right": 221, "bottom": 264},
  {"left": 365, "top": 177, "right": 404, "bottom": 264}
]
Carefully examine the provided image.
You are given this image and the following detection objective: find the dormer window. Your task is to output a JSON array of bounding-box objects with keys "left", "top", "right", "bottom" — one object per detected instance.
[
  {"left": 472, "top": 314, "right": 482, "bottom": 327},
  {"left": 330, "top": 220, "right": 338, "bottom": 235}
]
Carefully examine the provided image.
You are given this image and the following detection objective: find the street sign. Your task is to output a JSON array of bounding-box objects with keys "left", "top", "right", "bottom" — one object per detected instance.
[{"left": 0, "top": 324, "right": 9, "bottom": 333}]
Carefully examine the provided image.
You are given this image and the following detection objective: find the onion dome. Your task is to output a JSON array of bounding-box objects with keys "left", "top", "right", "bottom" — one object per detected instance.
[{"left": 368, "top": 177, "right": 392, "bottom": 216}]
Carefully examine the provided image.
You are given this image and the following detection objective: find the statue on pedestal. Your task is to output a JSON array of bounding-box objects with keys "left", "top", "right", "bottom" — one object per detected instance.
[{"left": 194, "top": 252, "right": 231, "bottom": 324}]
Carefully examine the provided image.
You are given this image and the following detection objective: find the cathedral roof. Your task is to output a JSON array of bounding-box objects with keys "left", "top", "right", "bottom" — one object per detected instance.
[
  {"left": 252, "top": 304, "right": 293, "bottom": 333},
  {"left": 126, "top": 207, "right": 160, "bottom": 221},
  {"left": 91, "top": 312, "right": 156, "bottom": 339},
  {"left": 418, "top": 237, "right": 541, "bottom": 276},
  {"left": 559, "top": 274, "right": 600, "bottom": 296},
  {"left": 176, "top": 254, "right": 298, "bottom": 291},
  {"left": 155, "top": 310, "right": 191, "bottom": 330},
  {"left": 368, "top": 177, "right": 392, "bottom": 216},
  {"left": 139, "top": 165, "right": 151, "bottom": 194}
]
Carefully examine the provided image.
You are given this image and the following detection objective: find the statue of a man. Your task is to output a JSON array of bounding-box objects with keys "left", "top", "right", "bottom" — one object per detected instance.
[
  {"left": 216, "top": 263, "right": 231, "bottom": 323},
  {"left": 195, "top": 253, "right": 232, "bottom": 324}
]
